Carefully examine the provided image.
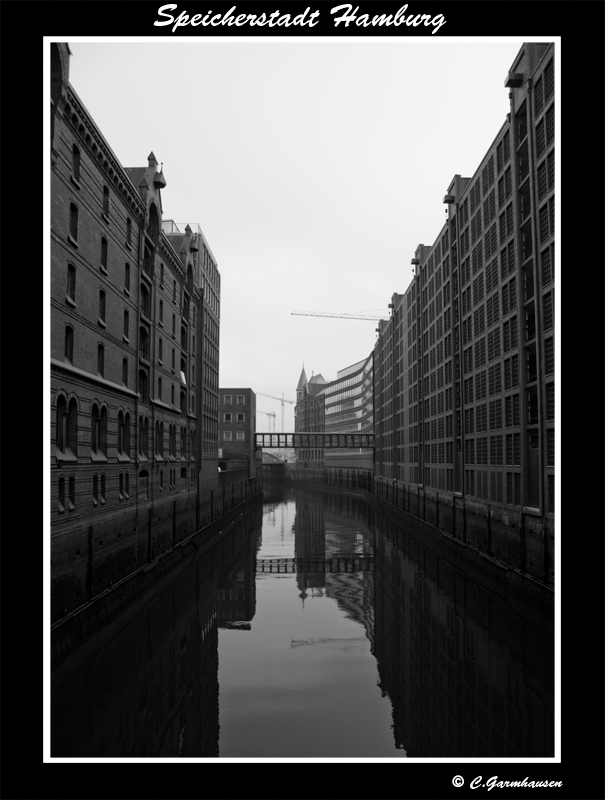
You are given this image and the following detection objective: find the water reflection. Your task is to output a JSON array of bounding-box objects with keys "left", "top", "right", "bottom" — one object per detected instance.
[{"left": 51, "top": 486, "right": 554, "bottom": 758}]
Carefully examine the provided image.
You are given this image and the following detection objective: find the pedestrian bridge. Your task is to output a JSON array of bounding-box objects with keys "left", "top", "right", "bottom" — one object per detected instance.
[
  {"left": 256, "top": 556, "right": 374, "bottom": 574},
  {"left": 255, "top": 432, "right": 375, "bottom": 449}
]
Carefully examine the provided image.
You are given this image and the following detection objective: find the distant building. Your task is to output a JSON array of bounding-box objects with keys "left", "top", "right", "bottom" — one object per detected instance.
[
  {"left": 324, "top": 354, "right": 374, "bottom": 470},
  {"left": 218, "top": 389, "right": 257, "bottom": 477},
  {"left": 294, "top": 367, "right": 327, "bottom": 468}
]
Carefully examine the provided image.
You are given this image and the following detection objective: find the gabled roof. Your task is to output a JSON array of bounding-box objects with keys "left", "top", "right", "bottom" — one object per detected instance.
[{"left": 296, "top": 366, "right": 308, "bottom": 391}]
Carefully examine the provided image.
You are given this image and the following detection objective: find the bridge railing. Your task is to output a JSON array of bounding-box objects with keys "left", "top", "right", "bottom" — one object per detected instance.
[{"left": 255, "top": 432, "right": 375, "bottom": 449}]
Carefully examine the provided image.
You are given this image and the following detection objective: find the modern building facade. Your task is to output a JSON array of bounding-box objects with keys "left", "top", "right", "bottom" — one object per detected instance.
[
  {"left": 373, "top": 43, "right": 555, "bottom": 584},
  {"left": 50, "top": 43, "right": 222, "bottom": 620},
  {"left": 324, "top": 354, "right": 374, "bottom": 470},
  {"left": 218, "top": 388, "right": 257, "bottom": 477}
]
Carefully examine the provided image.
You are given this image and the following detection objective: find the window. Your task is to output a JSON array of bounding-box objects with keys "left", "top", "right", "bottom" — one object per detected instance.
[
  {"left": 138, "top": 369, "right": 149, "bottom": 403},
  {"left": 124, "top": 263, "right": 130, "bottom": 293},
  {"left": 126, "top": 217, "right": 132, "bottom": 247},
  {"left": 158, "top": 377, "right": 162, "bottom": 401},
  {"left": 125, "top": 472, "right": 130, "bottom": 498},
  {"left": 123, "top": 310, "right": 129, "bottom": 340},
  {"left": 236, "top": 431, "right": 245, "bottom": 441},
  {"left": 72, "top": 144, "right": 81, "bottom": 182},
  {"left": 158, "top": 338, "right": 163, "bottom": 363},
  {"left": 171, "top": 384, "right": 175, "bottom": 406},
  {"left": 171, "top": 349, "right": 175, "bottom": 371},
  {"left": 224, "top": 431, "right": 232, "bottom": 440},
  {"left": 103, "top": 185, "right": 110, "bottom": 219},
  {"left": 141, "top": 284, "right": 151, "bottom": 318},
  {"left": 67, "top": 263, "right": 76, "bottom": 302},
  {"left": 159, "top": 300, "right": 163, "bottom": 325},
  {"left": 224, "top": 395, "right": 232, "bottom": 404},
  {"left": 64, "top": 326, "right": 73, "bottom": 363},
  {"left": 69, "top": 476, "right": 76, "bottom": 510},
  {"left": 173, "top": 280, "right": 177, "bottom": 302},
  {"left": 97, "top": 344, "right": 104, "bottom": 377},
  {"left": 172, "top": 314, "right": 176, "bottom": 337},
  {"left": 56, "top": 395, "right": 77, "bottom": 457},
  {"left": 122, "top": 358, "right": 128, "bottom": 386},
  {"left": 160, "top": 263, "right": 165, "bottom": 286},
  {"left": 69, "top": 202, "right": 78, "bottom": 242},
  {"left": 99, "top": 290, "right": 106, "bottom": 325},
  {"left": 139, "top": 470, "right": 149, "bottom": 500},
  {"left": 58, "top": 477, "right": 66, "bottom": 512},
  {"left": 100, "top": 237, "right": 108, "bottom": 272},
  {"left": 91, "top": 404, "right": 108, "bottom": 457},
  {"left": 139, "top": 327, "right": 149, "bottom": 361},
  {"left": 118, "top": 411, "right": 131, "bottom": 457},
  {"left": 224, "top": 413, "right": 232, "bottom": 422},
  {"left": 236, "top": 395, "right": 245, "bottom": 405},
  {"left": 100, "top": 474, "right": 106, "bottom": 504},
  {"left": 119, "top": 473, "right": 124, "bottom": 500}
]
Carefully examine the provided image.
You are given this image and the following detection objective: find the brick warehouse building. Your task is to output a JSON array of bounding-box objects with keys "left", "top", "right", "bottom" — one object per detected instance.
[
  {"left": 294, "top": 367, "right": 328, "bottom": 468},
  {"left": 50, "top": 43, "right": 222, "bottom": 620},
  {"left": 373, "top": 43, "right": 555, "bottom": 586},
  {"left": 218, "top": 389, "right": 258, "bottom": 478}
]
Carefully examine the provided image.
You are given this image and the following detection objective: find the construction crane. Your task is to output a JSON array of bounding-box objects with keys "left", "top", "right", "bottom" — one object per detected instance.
[
  {"left": 257, "top": 410, "right": 277, "bottom": 433},
  {"left": 291, "top": 310, "right": 385, "bottom": 321},
  {"left": 257, "top": 392, "right": 295, "bottom": 432}
]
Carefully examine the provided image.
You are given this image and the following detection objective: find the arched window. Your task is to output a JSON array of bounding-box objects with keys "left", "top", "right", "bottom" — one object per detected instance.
[
  {"left": 124, "top": 413, "right": 131, "bottom": 457},
  {"left": 124, "top": 263, "right": 130, "bottom": 293},
  {"left": 158, "top": 338, "right": 163, "bottom": 363},
  {"left": 101, "top": 237, "right": 108, "bottom": 272},
  {"left": 171, "top": 384, "right": 175, "bottom": 406},
  {"left": 125, "top": 472, "right": 130, "bottom": 498},
  {"left": 158, "top": 377, "right": 162, "bottom": 401},
  {"left": 119, "top": 472, "right": 124, "bottom": 500},
  {"left": 58, "top": 477, "right": 66, "bottom": 512},
  {"left": 139, "top": 328, "right": 149, "bottom": 361},
  {"left": 155, "top": 420, "right": 162, "bottom": 456},
  {"left": 93, "top": 474, "right": 99, "bottom": 505},
  {"left": 100, "top": 474, "right": 106, "bottom": 503},
  {"left": 160, "top": 470, "right": 164, "bottom": 491},
  {"left": 141, "top": 284, "right": 150, "bottom": 318},
  {"left": 103, "top": 185, "right": 110, "bottom": 218},
  {"left": 97, "top": 344, "right": 104, "bottom": 377},
  {"left": 67, "top": 264, "right": 76, "bottom": 301},
  {"left": 123, "top": 310, "right": 129, "bottom": 340},
  {"left": 138, "top": 369, "right": 148, "bottom": 402},
  {"left": 118, "top": 410, "right": 125, "bottom": 453},
  {"left": 64, "top": 325, "right": 73, "bottom": 363},
  {"left": 159, "top": 299, "right": 163, "bottom": 325},
  {"left": 180, "top": 390, "right": 187, "bottom": 416},
  {"left": 122, "top": 358, "right": 128, "bottom": 387},
  {"left": 99, "top": 290, "right": 106, "bottom": 323},
  {"left": 68, "top": 476, "right": 76, "bottom": 510},
  {"left": 69, "top": 202, "right": 78, "bottom": 241},
  {"left": 181, "top": 326, "right": 187, "bottom": 352},
  {"left": 56, "top": 396, "right": 77, "bottom": 456},
  {"left": 91, "top": 404, "right": 100, "bottom": 453},
  {"left": 143, "top": 246, "right": 152, "bottom": 277},
  {"left": 126, "top": 217, "right": 132, "bottom": 247},
  {"left": 72, "top": 144, "right": 81, "bottom": 182},
  {"left": 148, "top": 203, "right": 159, "bottom": 244},
  {"left": 139, "top": 470, "right": 149, "bottom": 500}
]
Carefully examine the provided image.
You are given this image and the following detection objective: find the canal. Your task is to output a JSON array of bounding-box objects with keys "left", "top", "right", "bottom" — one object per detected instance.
[{"left": 51, "top": 482, "right": 554, "bottom": 758}]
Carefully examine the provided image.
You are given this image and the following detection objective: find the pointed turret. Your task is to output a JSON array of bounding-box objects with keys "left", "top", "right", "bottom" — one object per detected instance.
[{"left": 296, "top": 365, "right": 308, "bottom": 392}]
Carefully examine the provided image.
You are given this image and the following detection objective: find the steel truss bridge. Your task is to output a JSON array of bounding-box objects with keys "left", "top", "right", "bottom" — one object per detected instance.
[
  {"left": 255, "top": 432, "right": 375, "bottom": 449},
  {"left": 256, "top": 556, "right": 374, "bottom": 574}
]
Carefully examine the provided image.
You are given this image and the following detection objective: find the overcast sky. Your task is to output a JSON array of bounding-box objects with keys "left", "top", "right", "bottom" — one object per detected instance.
[{"left": 66, "top": 37, "right": 526, "bottom": 432}]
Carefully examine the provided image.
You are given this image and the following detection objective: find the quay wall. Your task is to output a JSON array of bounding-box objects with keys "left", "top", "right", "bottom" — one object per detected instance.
[
  {"left": 280, "top": 466, "right": 554, "bottom": 592},
  {"left": 51, "top": 475, "right": 263, "bottom": 653}
]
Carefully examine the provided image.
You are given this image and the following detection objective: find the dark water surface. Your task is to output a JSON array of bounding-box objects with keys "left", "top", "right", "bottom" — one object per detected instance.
[{"left": 51, "top": 483, "right": 554, "bottom": 758}]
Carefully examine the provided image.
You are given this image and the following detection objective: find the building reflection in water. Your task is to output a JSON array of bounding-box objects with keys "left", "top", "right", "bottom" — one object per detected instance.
[
  {"left": 51, "top": 488, "right": 553, "bottom": 758},
  {"left": 51, "top": 505, "right": 262, "bottom": 758}
]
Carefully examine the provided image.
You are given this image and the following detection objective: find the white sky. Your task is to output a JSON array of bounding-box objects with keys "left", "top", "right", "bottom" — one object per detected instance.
[{"left": 66, "top": 37, "right": 526, "bottom": 432}]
